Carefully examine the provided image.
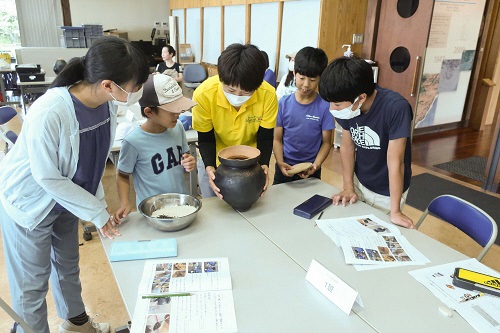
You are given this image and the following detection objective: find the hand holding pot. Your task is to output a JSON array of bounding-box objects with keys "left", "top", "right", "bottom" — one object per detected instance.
[
  {"left": 261, "top": 165, "right": 270, "bottom": 197},
  {"left": 206, "top": 166, "right": 223, "bottom": 199}
]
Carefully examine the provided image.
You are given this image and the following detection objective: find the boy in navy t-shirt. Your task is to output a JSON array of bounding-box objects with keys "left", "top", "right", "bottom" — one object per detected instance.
[
  {"left": 273, "top": 47, "right": 334, "bottom": 184},
  {"left": 319, "top": 57, "right": 414, "bottom": 229}
]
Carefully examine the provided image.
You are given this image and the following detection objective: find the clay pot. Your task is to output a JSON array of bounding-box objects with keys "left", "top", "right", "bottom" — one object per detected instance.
[{"left": 214, "top": 145, "right": 266, "bottom": 211}]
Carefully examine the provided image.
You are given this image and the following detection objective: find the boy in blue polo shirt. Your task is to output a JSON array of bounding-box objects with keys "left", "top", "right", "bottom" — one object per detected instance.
[{"left": 273, "top": 46, "right": 334, "bottom": 184}]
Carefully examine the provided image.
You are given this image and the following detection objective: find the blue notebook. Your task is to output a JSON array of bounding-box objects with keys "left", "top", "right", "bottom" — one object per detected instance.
[{"left": 109, "top": 238, "right": 178, "bottom": 262}]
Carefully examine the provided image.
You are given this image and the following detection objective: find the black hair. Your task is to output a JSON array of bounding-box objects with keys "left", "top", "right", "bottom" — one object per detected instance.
[
  {"left": 51, "top": 36, "right": 150, "bottom": 89},
  {"left": 217, "top": 43, "right": 266, "bottom": 92},
  {"left": 319, "top": 56, "right": 376, "bottom": 103},
  {"left": 165, "top": 45, "right": 176, "bottom": 57},
  {"left": 53, "top": 59, "right": 67, "bottom": 75},
  {"left": 284, "top": 70, "right": 294, "bottom": 87},
  {"left": 140, "top": 106, "right": 158, "bottom": 118},
  {"left": 261, "top": 50, "right": 270, "bottom": 69},
  {"left": 294, "top": 47, "right": 328, "bottom": 78}
]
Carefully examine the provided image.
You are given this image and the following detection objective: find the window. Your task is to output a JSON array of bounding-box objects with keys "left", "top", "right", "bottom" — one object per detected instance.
[{"left": 0, "top": 0, "right": 21, "bottom": 59}]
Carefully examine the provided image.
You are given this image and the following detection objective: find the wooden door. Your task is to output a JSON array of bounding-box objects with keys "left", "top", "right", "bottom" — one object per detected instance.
[{"left": 374, "top": 0, "right": 434, "bottom": 109}]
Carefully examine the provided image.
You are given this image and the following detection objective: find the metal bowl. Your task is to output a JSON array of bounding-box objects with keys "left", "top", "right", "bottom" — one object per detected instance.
[{"left": 138, "top": 193, "right": 202, "bottom": 231}]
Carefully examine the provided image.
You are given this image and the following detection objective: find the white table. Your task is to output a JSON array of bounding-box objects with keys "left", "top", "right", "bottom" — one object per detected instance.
[
  {"left": 99, "top": 198, "right": 375, "bottom": 332},
  {"left": 239, "top": 178, "right": 476, "bottom": 332}
]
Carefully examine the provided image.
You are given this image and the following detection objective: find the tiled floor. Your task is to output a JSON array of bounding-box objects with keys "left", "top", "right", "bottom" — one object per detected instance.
[{"left": 0, "top": 114, "right": 499, "bottom": 331}]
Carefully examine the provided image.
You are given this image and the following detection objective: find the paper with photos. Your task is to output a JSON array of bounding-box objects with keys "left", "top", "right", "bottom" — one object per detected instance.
[
  {"left": 317, "top": 214, "right": 401, "bottom": 247},
  {"left": 340, "top": 234, "right": 430, "bottom": 266},
  {"left": 131, "top": 257, "right": 237, "bottom": 333}
]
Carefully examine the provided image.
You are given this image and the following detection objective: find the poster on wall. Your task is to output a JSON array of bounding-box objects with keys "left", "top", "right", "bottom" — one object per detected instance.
[{"left": 415, "top": 0, "right": 486, "bottom": 129}]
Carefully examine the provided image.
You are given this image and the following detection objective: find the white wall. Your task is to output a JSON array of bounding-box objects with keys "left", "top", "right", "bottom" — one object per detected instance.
[
  {"left": 203, "top": 6, "right": 221, "bottom": 64},
  {"left": 186, "top": 8, "right": 201, "bottom": 63},
  {"left": 278, "top": 0, "right": 320, "bottom": 79},
  {"left": 69, "top": 0, "right": 169, "bottom": 41},
  {"left": 251, "top": 3, "right": 279, "bottom": 73}
]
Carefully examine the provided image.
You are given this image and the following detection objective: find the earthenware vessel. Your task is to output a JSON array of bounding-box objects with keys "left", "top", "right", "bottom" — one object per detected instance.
[{"left": 214, "top": 145, "right": 266, "bottom": 211}]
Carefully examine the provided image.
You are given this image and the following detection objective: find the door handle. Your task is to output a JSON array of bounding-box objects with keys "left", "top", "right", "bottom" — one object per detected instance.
[{"left": 410, "top": 56, "right": 422, "bottom": 97}]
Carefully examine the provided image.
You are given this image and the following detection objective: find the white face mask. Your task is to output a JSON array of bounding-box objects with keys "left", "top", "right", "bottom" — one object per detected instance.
[
  {"left": 288, "top": 60, "right": 295, "bottom": 72},
  {"left": 223, "top": 90, "right": 252, "bottom": 107},
  {"left": 331, "top": 97, "right": 362, "bottom": 120},
  {"left": 110, "top": 82, "right": 143, "bottom": 106}
]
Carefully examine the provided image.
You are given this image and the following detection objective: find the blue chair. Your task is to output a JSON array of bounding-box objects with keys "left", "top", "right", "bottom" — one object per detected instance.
[
  {"left": 182, "top": 64, "right": 207, "bottom": 89},
  {"left": 0, "top": 106, "right": 20, "bottom": 153},
  {"left": 415, "top": 194, "right": 498, "bottom": 261}
]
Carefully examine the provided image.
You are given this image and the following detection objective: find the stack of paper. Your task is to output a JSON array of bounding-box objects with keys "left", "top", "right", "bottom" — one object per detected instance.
[
  {"left": 317, "top": 214, "right": 430, "bottom": 271},
  {"left": 410, "top": 259, "right": 500, "bottom": 332},
  {"left": 131, "top": 257, "right": 238, "bottom": 333}
]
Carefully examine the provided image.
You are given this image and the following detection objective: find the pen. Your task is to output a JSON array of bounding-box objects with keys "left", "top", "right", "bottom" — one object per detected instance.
[
  {"left": 314, "top": 211, "right": 324, "bottom": 227},
  {"left": 142, "top": 292, "right": 193, "bottom": 299}
]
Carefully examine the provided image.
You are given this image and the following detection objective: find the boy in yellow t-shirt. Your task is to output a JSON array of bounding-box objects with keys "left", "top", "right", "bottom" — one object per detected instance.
[{"left": 192, "top": 43, "right": 278, "bottom": 198}]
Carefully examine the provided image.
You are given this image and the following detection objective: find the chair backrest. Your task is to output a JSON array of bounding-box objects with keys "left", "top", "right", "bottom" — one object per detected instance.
[
  {"left": 0, "top": 106, "right": 20, "bottom": 148},
  {"left": 183, "top": 64, "right": 207, "bottom": 83},
  {"left": 415, "top": 194, "right": 498, "bottom": 261}
]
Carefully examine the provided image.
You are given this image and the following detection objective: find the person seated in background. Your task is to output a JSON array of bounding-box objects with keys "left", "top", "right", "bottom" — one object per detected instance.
[
  {"left": 155, "top": 45, "right": 183, "bottom": 83},
  {"left": 273, "top": 46, "right": 333, "bottom": 184},
  {"left": 261, "top": 50, "right": 277, "bottom": 89},
  {"left": 114, "top": 74, "right": 196, "bottom": 222},
  {"left": 319, "top": 57, "right": 414, "bottom": 229},
  {"left": 192, "top": 43, "right": 278, "bottom": 198},
  {"left": 53, "top": 58, "right": 67, "bottom": 75},
  {"left": 276, "top": 51, "right": 297, "bottom": 100}
]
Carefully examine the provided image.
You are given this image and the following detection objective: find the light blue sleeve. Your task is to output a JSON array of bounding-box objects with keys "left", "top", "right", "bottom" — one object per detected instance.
[{"left": 117, "top": 137, "right": 140, "bottom": 175}]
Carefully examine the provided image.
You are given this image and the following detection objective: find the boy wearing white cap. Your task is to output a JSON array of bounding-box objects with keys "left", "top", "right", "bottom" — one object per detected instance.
[{"left": 114, "top": 74, "right": 197, "bottom": 221}]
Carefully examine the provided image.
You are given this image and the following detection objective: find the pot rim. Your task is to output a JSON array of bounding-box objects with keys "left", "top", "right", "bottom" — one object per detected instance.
[{"left": 218, "top": 145, "right": 261, "bottom": 167}]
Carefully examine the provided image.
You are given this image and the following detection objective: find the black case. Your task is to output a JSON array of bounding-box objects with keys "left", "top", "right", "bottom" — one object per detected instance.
[
  {"left": 293, "top": 194, "right": 332, "bottom": 219},
  {"left": 15, "top": 64, "right": 41, "bottom": 74},
  {"left": 18, "top": 72, "right": 45, "bottom": 82}
]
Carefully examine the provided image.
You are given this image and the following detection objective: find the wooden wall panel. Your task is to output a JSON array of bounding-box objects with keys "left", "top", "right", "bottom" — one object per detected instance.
[
  {"left": 245, "top": 4, "right": 251, "bottom": 43},
  {"left": 467, "top": 0, "right": 500, "bottom": 130},
  {"left": 318, "top": 0, "right": 368, "bottom": 61},
  {"left": 362, "top": 0, "right": 381, "bottom": 60},
  {"left": 171, "top": 0, "right": 367, "bottom": 72},
  {"left": 171, "top": 0, "right": 292, "bottom": 9}
]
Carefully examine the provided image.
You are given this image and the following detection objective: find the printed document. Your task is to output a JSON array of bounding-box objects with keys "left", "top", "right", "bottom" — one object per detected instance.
[
  {"left": 340, "top": 233, "right": 430, "bottom": 267},
  {"left": 130, "top": 257, "right": 237, "bottom": 333},
  {"left": 410, "top": 258, "right": 500, "bottom": 333},
  {"left": 317, "top": 215, "right": 429, "bottom": 270},
  {"left": 317, "top": 214, "right": 401, "bottom": 247}
]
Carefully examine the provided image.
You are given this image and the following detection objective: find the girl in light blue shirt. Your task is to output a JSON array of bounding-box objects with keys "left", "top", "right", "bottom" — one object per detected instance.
[{"left": 0, "top": 37, "right": 149, "bottom": 333}]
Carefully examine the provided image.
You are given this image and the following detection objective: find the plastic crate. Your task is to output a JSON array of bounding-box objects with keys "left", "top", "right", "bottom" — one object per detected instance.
[
  {"left": 85, "top": 36, "right": 101, "bottom": 48},
  {"left": 61, "top": 26, "right": 84, "bottom": 38},
  {"left": 64, "top": 36, "right": 86, "bottom": 48},
  {"left": 83, "top": 24, "right": 103, "bottom": 37}
]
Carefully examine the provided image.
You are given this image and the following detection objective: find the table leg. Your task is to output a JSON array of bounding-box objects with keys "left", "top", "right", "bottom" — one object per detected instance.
[{"left": 20, "top": 85, "right": 26, "bottom": 114}]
